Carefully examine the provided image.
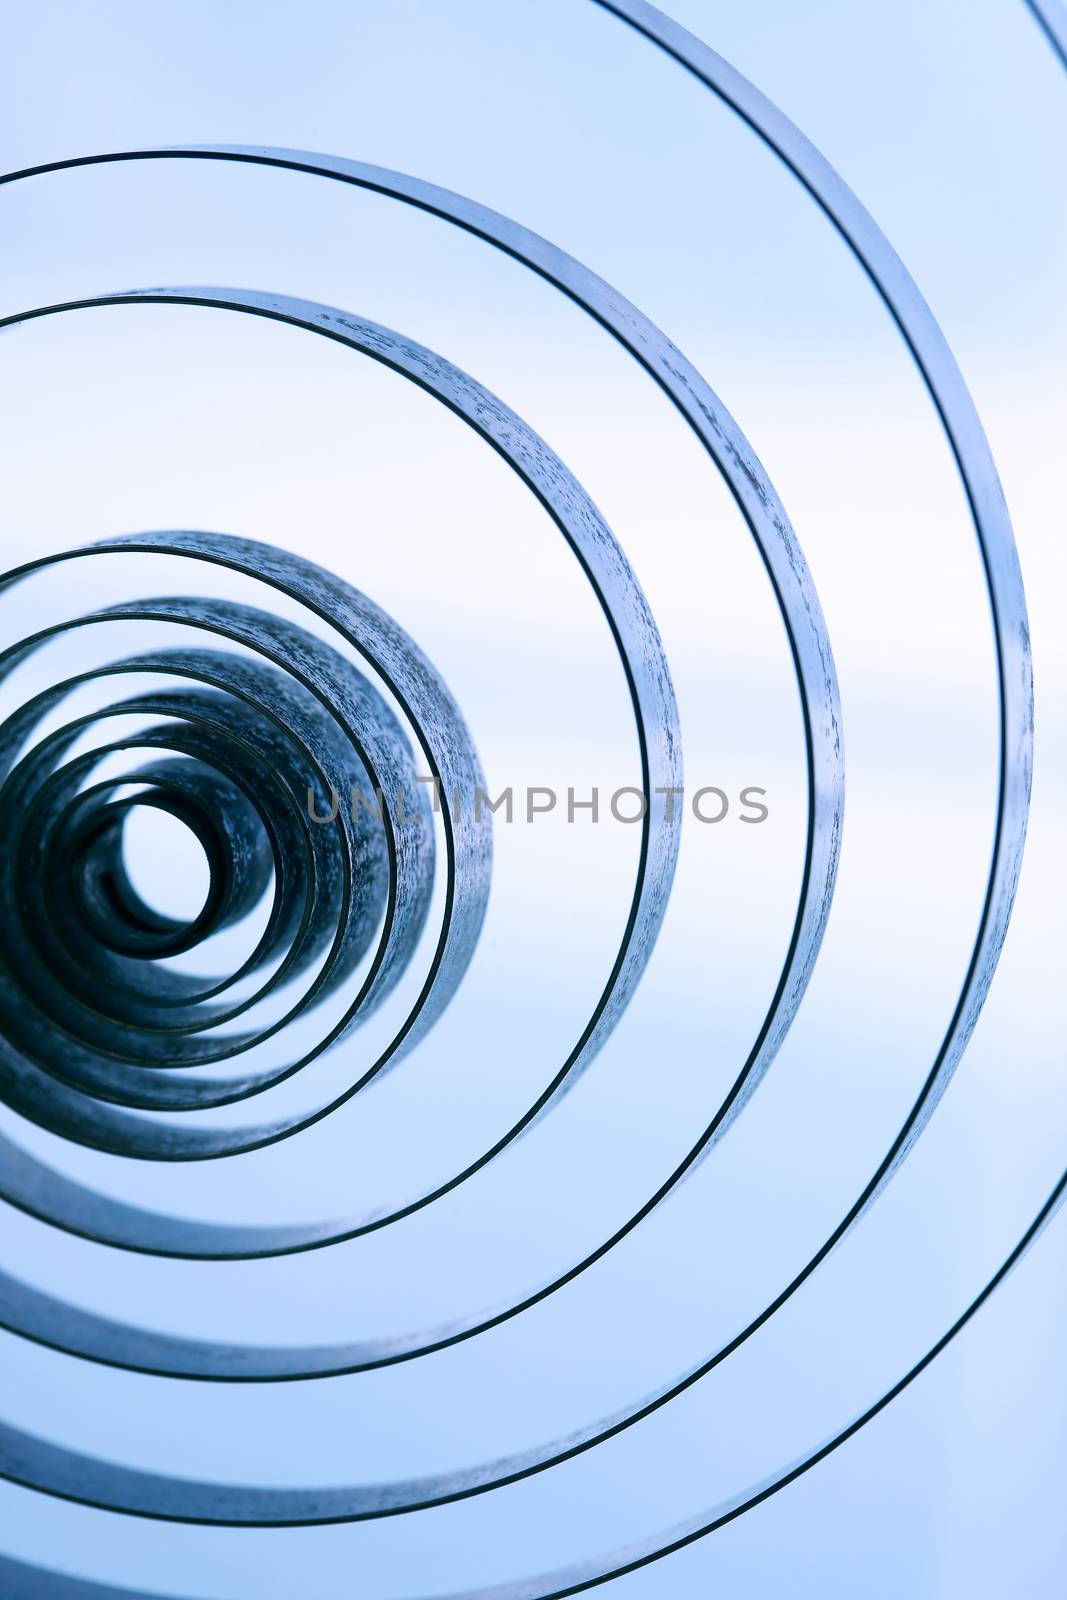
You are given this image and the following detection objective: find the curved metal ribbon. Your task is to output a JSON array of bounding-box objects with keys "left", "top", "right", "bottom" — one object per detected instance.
[
  {"left": 0, "top": 282, "right": 683, "bottom": 1197},
  {"left": 0, "top": 154, "right": 839, "bottom": 1296},
  {"left": 1025, "top": 0, "right": 1067, "bottom": 68},
  {"left": 0, "top": 0, "right": 1045, "bottom": 1581}
]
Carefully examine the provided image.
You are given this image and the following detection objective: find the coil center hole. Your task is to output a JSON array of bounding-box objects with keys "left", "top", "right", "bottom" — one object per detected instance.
[{"left": 121, "top": 805, "right": 212, "bottom": 926}]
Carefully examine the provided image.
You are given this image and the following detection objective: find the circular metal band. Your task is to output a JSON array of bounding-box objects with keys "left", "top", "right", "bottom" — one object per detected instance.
[{"left": 0, "top": 0, "right": 1046, "bottom": 1584}]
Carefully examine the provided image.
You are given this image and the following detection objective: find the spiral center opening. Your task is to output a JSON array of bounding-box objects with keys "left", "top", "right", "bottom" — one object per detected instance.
[{"left": 121, "top": 805, "right": 212, "bottom": 925}]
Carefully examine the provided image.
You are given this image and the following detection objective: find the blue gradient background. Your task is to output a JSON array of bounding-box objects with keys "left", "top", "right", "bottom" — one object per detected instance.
[{"left": 0, "top": 2, "right": 1065, "bottom": 1595}]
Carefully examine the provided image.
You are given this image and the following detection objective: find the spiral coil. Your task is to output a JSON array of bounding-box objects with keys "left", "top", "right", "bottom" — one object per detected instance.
[{"left": 0, "top": 2, "right": 1061, "bottom": 1594}]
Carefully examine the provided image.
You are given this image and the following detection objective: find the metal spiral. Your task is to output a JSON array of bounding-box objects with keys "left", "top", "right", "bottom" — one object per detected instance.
[{"left": 0, "top": 1, "right": 1061, "bottom": 1594}]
